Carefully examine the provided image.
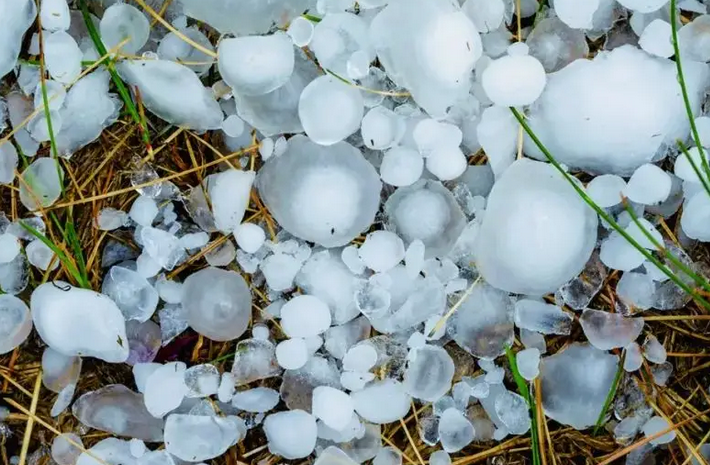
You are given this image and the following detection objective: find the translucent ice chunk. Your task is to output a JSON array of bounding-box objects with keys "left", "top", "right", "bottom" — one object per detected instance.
[
  {"left": 100, "top": 4, "right": 149, "bottom": 54},
  {"left": 231, "top": 338, "right": 281, "bottom": 385},
  {"left": 403, "top": 345, "right": 455, "bottom": 401},
  {"left": 144, "top": 362, "right": 188, "bottom": 418},
  {"left": 19, "top": 158, "right": 64, "bottom": 211},
  {"left": 438, "top": 408, "right": 474, "bottom": 453},
  {"left": 526, "top": 17, "right": 589, "bottom": 73},
  {"left": 165, "top": 414, "right": 246, "bottom": 461},
  {"left": 232, "top": 387, "right": 280, "bottom": 413},
  {"left": 0, "top": 294, "right": 32, "bottom": 354},
  {"left": 514, "top": 300, "right": 573, "bottom": 335},
  {"left": 157, "top": 27, "right": 215, "bottom": 76},
  {"left": 0, "top": 0, "right": 37, "bottom": 80},
  {"left": 310, "top": 13, "right": 374, "bottom": 77},
  {"left": 45, "top": 31, "right": 82, "bottom": 84},
  {"left": 580, "top": 309, "right": 644, "bottom": 350},
  {"left": 102, "top": 266, "right": 159, "bottom": 322}
]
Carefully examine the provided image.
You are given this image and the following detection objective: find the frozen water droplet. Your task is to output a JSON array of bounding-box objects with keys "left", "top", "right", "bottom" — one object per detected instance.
[
  {"left": 264, "top": 410, "right": 317, "bottom": 459},
  {"left": 100, "top": 4, "right": 149, "bottom": 54},
  {"left": 164, "top": 414, "right": 246, "bottom": 461},
  {"left": 351, "top": 379, "right": 411, "bottom": 424},
  {"left": 299, "top": 75, "right": 364, "bottom": 146},
  {"left": 580, "top": 309, "right": 644, "bottom": 350}
]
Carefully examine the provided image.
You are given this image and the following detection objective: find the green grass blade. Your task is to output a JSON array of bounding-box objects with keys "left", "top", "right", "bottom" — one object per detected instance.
[
  {"left": 78, "top": 0, "right": 151, "bottom": 147},
  {"left": 670, "top": 0, "right": 709, "bottom": 178},
  {"left": 677, "top": 139, "right": 710, "bottom": 199},
  {"left": 302, "top": 13, "right": 322, "bottom": 22},
  {"left": 505, "top": 345, "right": 542, "bottom": 465},
  {"left": 593, "top": 351, "right": 626, "bottom": 436},
  {"left": 63, "top": 215, "right": 89, "bottom": 286},
  {"left": 509, "top": 107, "right": 710, "bottom": 311}
]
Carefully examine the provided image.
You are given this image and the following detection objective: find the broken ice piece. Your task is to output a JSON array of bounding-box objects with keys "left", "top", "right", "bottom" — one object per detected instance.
[
  {"left": 403, "top": 345, "right": 455, "bottom": 402},
  {"left": 438, "top": 408, "right": 474, "bottom": 453},
  {"left": 42, "top": 347, "right": 81, "bottom": 393},
  {"left": 231, "top": 338, "right": 281, "bottom": 386},
  {"left": 184, "top": 364, "right": 220, "bottom": 398},
  {"left": 144, "top": 362, "right": 188, "bottom": 418},
  {"left": 580, "top": 309, "right": 644, "bottom": 351},
  {"left": 642, "top": 335, "right": 667, "bottom": 364},
  {"left": 19, "top": 158, "right": 64, "bottom": 211},
  {"left": 495, "top": 391, "right": 531, "bottom": 435},
  {"left": 514, "top": 300, "right": 572, "bottom": 335},
  {"left": 206, "top": 169, "right": 254, "bottom": 234},
  {"left": 102, "top": 266, "right": 159, "bottom": 322},
  {"left": 165, "top": 414, "right": 246, "bottom": 461}
]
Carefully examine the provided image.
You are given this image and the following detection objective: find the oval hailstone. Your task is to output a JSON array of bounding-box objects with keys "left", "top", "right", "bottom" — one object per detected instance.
[
  {"left": 473, "top": 159, "right": 598, "bottom": 295},
  {"left": 263, "top": 410, "right": 318, "bottom": 459},
  {"left": 482, "top": 53, "right": 547, "bottom": 106},
  {"left": 182, "top": 267, "right": 251, "bottom": 341},
  {"left": 19, "top": 157, "right": 64, "bottom": 211},
  {"left": 0, "top": 0, "right": 37, "bottom": 80},
  {"left": 298, "top": 75, "right": 364, "bottom": 146},
  {"left": 0, "top": 295, "right": 32, "bottom": 354},
  {"left": 100, "top": 3, "right": 150, "bottom": 54},
  {"left": 256, "top": 135, "right": 381, "bottom": 247},
  {"left": 526, "top": 45, "right": 710, "bottom": 175},
  {"left": 31, "top": 282, "right": 128, "bottom": 362},
  {"left": 351, "top": 379, "right": 411, "bottom": 424},
  {"left": 44, "top": 31, "right": 82, "bottom": 84},
  {"left": 403, "top": 345, "right": 455, "bottom": 401},
  {"left": 165, "top": 414, "right": 246, "bottom": 461},
  {"left": 40, "top": 0, "right": 69, "bottom": 32},
  {"left": 218, "top": 32, "right": 295, "bottom": 96}
]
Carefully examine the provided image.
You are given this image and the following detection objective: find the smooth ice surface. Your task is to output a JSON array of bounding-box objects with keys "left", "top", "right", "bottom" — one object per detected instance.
[
  {"left": 26, "top": 239, "right": 58, "bottom": 271},
  {"left": 51, "top": 433, "right": 82, "bottom": 465},
  {"left": 118, "top": 60, "right": 223, "bottom": 131},
  {"left": 235, "top": 223, "right": 265, "bottom": 254},
  {"left": 143, "top": 362, "right": 188, "bottom": 418},
  {"left": 45, "top": 31, "right": 81, "bottom": 84},
  {"left": 42, "top": 347, "right": 81, "bottom": 393},
  {"left": 257, "top": 136, "right": 381, "bottom": 247},
  {"left": 158, "top": 27, "right": 215, "bottom": 76},
  {"left": 438, "top": 408, "right": 474, "bottom": 453},
  {"left": 263, "top": 410, "right": 317, "bottom": 459},
  {"left": 380, "top": 147, "right": 423, "bottom": 187},
  {"left": 218, "top": 33, "right": 294, "bottom": 96},
  {"left": 231, "top": 339, "right": 281, "bottom": 386},
  {"left": 681, "top": 191, "right": 710, "bottom": 241},
  {"left": 184, "top": 364, "right": 220, "bottom": 398},
  {"left": 182, "top": 267, "right": 251, "bottom": 341},
  {"left": 72, "top": 385, "right": 164, "bottom": 442},
  {"left": 231, "top": 387, "right": 280, "bottom": 413},
  {"left": 495, "top": 391, "right": 531, "bottom": 435},
  {"left": 20, "top": 158, "right": 64, "bottom": 211},
  {"left": 642, "top": 335, "right": 667, "bottom": 363},
  {"left": 679, "top": 15, "right": 710, "bottom": 62},
  {"left": 586, "top": 174, "right": 626, "bottom": 208},
  {"left": 102, "top": 266, "right": 159, "bottom": 322},
  {"left": 516, "top": 348, "right": 541, "bottom": 381},
  {"left": 206, "top": 169, "right": 254, "bottom": 233},
  {"left": 0, "top": 0, "right": 37, "bottom": 80},
  {"left": 580, "top": 309, "right": 644, "bottom": 350},
  {"left": 639, "top": 19, "right": 674, "bottom": 58},
  {"left": 554, "top": 0, "right": 599, "bottom": 29},
  {"left": 31, "top": 282, "right": 128, "bottom": 362},
  {"left": 527, "top": 17, "right": 588, "bottom": 73},
  {"left": 642, "top": 416, "right": 676, "bottom": 445},
  {"left": 281, "top": 295, "right": 332, "bottom": 338},
  {"left": 474, "top": 159, "right": 598, "bottom": 295},
  {"left": 404, "top": 345, "right": 455, "bottom": 401},
  {"left": 100, "top": 4, "right": 150, "bottom": 54},
  {"left": 624, "top": 342, "right": 643, "bottom": 372},
  {"left": 0, "top": 294, "right": 32, "bottom": 354},
  {"left": 352, "top": 379, "right": 411, "bottom": 424},
  {"left": 312, "top": 386, "right": 354, "bottom": 430},
  {"left": 624, "top": 163, "right": 671, "bottom": 205},
  {"left": 0, "top": 140, "right": 18, "bottom": 185},
  {"left": 165, "top": 414, "right": 245, "bottom": 461},
  {"left": 540, "top": 343, "right": 618, "bottom": 430},
  {"left": 276, "top": 338, "right": 309, "bottom": 370},
  {"left": 514, "top": 300, "right": 573, "bottom": 335},
  {"left": 527, "top": 45, "right": 709, "bottom": 175},
  {"left": 359, "top": 231, "right": 405, "bottom": 273},
  {"left": 482, "top": 54, "right": 546, "bottom": 106},
  {"left": 310, "top": 13, "right": 373, "bottom": 77},
  {"left": 0, "top": 233, "right": 20, "bottom": 263}
]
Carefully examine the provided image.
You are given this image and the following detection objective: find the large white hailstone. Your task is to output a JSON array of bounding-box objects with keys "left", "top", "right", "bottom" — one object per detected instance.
[
  {"left": 0, "top": 295, "right": 33, "bottom": 354},
  {"left": 482, "top": 51, "right": 547, "bottom": 107},
  {"left": 118, "top": 60, "right": 223, "bottom": 131},
  {"left": 181, "top": 267, "right": 252, "bottom": 341},
  {"left": 639, "top": 19, "right": 674, "bottom": 58},
  {"left": 40, "top": 0, "right": 70, "bottom": 32},
  {"left": 617, "top": 0, "right": 670, "bottom": 13},
  {"left": 310, "top": 13, "right": 374, "bottom": 77},
  {"left": 473, "top": 159, "right": 598, "bottom": 295},
  {"left": 298, "top": 75, "right": 364, "bottom": 146},
  {"left": 31, "top": 282, "right": 129, "bottom": 362},
  {"left": 526, "top": 45, "right": 710, "bottom": 175},
  {"left": 100, "top": 3, "right": 150, "bottom": 54},
  {"left": 218, "top": 33, "right": 295, "bottom": 96},
  {"left": 370, "top": 0, "right": 482, "bottom": 117},
  {"left": 553, "top": 0, "right": 600, "bottom": 29},
  {"left": 256, "top": 135, "right": 381, "bottom": 247},
  {"left": 0, "top": 0, "right": 37, "bottom": 80}
]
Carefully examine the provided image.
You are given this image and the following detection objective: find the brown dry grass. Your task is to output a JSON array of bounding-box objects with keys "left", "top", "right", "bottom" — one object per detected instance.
[{"left": 2, "top": 2, "right": 710, "bottom": 465}]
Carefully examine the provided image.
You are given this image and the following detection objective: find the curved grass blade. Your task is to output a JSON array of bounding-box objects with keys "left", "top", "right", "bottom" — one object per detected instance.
[
  {"left": 593, "top": 351, "right": 625, "bottom": 436},
  {"left": 505, "top": 345, "right": 542, "bottom": 465}
]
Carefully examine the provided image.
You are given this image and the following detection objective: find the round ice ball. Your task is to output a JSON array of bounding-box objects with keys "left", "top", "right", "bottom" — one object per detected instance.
[
  {"left": 0, "top": 295, "right": 33, "bottom": 354},
  {"left": 298, "top": 75, "right": 364, "bottom": 146},
  {"left": 482, "top": 54, "right": 547, "bottom": 106},
  {"left": 473, "top": 159, "right": 598, "bottom": 295},
  {"left": 256, "top": 135, "right": 382, "bottom": 247},
  {"left": 100, "top": 3, "right": 150, "bottom": 55},
  {"left": 182, "top": 267, "right": 252, "bottom": 341}
]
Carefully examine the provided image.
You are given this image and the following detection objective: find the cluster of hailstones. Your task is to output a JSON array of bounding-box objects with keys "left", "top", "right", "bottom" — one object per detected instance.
[{"left": 1, "top": 0, "right": 710, "bottom": 463}]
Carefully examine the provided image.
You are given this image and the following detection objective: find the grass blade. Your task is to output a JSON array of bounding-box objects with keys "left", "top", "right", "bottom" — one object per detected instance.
[
  {"left": 509, "top": 107, "right": 710, "bottom": 311},
  {"left": 593, "top": 351, "right": 626, "bottom": 436},
  {"left": 677, "top": 139, "right": 710, "bottom": 199},
  {"left": 505, "top": 345, "right": 542, "bottom": 465}
]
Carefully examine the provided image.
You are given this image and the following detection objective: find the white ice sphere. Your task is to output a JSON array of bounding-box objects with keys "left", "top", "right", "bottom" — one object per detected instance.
[
  {"left": 514, "top": 300, "right": 572, "bottom": 335},
  {"left": 129, "top": 196, "right": 158, "bottom": 227},
  {"left": 235, "top": 223, "right": 265, "bottom": 253},
  {"left": 342, "top": 344, "right": 378, "bottom": 371},
  {"left": 624, "top": 163, "right": 671, "bottom": 205},
  {"left": 580, "top": 309, "right": 644, "bottom": 350},
  {"left": 298, "top": 75, "right": 364, "bottom": 146},
  {"left": 182, "top": 267, "right": 251, "bottom": 341},
  {"left": 476, "top": 105, "right": 518, "bottom": 179},
  {"left": 312, "top": 386, "right": 354, "bottom": 430},
  {"left": 118, "top": 60, "right": 223, "bottom": 131},
  {"left": 527, "top": 45, "right": 709, "bottom": 175},
  {"left": 281, "top": 295, "right": 332, "bottom": 338},
  {"left": 263, "top": 410, "right": 318, "bottom": 459},
  {"left": 0, "top": 139, "right": 18, "bottom": 185},
  {"left": 218, "top": 33, "right": 294, "bottom": 96},
  {"left": 144, "top": 362, "right": 188, "bottom": 418},
  {"left": 362, "top": 107, "right": 405, "bottom": 151},
  {"left": 540, "top": 343, "right": 618, "bottom": 430},
  {"left": 256, "top": 135, "right": 381, "bottom": 247},
  {"left": 618, "top": 0, "right": 669, "bottom": 13},
  {"left": 352, "top": 379, "right": 411, "bottom": 424},
  {"left": 97, "top": 208, "right": 129, "bottom": 231},
  {"left": 404, "top": 345, "right": 455, "bottom": 401},
  {"left": 586, "top": 174, "right": 626, "bottom": 208},
  {"left": 31, "top": 282, "right": 128, "bottom": 362},
  {"left": 0, "top": 234, "right": 20, "bottom": 263},
  {"left": 371, "top": 0, "right": 482, "bottom": 117},
  {"left": 482, "top": 54, "right": 546, "bottom": 106},
  {"left": 624, "top": 342, "right": 643, "bottom": 372},
  {"left": 180, "top": 0, "right": 313, "bottom": 35},
  {"left": 221, "top": 115, "right": 245, "bottom": 138},
  {"left": 52, "top": 433, "right": 82, "bottom": 465},
  {"left": 554, "top": 0, "right": 600, "bottom": 29},
  {"left": 45, "top": 31, "right": 82, "bottom": 84},
  {"left": 358, "top": 231, "right": 405, "bottom": 273},
  {"left": 681, "top": 191, "right": 710, "bottom": 241},
  {"left": 276, "top": 338, "right": 309, "bottom": 370},
  {"left": 206, "top": 169, "right": 255, "bottom": 233},
  {"left": 462, "top": 0, "right": 504, "bottom": 33},
  {"left": 438, "top": 408, "right": 474, "bottom": 453},
  {"left": 642, "top": 335, "right": 667, "bottom": 363},
  {"left": 474, "top": 159, "right": 598, "bottom": 295},
  {"left": 639, "top": 19, "right": 674, "bottom": 58},
  {"left": 679, "top": 15, "right": 710, "bottom": 63},
  {"left": 449, "top": 282, "right": 514, "bottom": 359},
  {"left": 288, "top": 16, "right": 314, "bottom": 47},
  {"left": 384, "top": 180, "right": 466, "bottom": 258},
  {"left": 165, "top": 414, "right": 246, "bottom": 461},
  {"left": 20, "top": 158, "right": 64, "bottom": 211},
  {"left": 380, "top": 147, "right": 423, "bottom": 187},
  {"left": 310, "top": 13, "right": 374, "bottom": 76},
  {"left": 527, "top": 17, "right": 589, "bottom": 73},
  {"left": 0, "top": 295, "right": 32, "bottom": 354},
  {"left": 100, "top": 3, "right": 149, "bottom": 54},
  {"left": 642, "top": 416, "right": 676, "bottom": 445},
  {"left": 102, "top": 266, "right": 159, "bottom": 322},
  {"left": 516, "top": 348, "right": 541, "bottom": 381},
  {"left": 184, "top": 364, "right": 220, "bottom": 398},
  {"left": 232, "top": 387, "right": 280, "bottom": 413},
  {"left": 426, "top": 145, "right": 468, "bottom": 181},
  {"left": 0, "top": 0, "right": 37, "bottom": 80}
]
